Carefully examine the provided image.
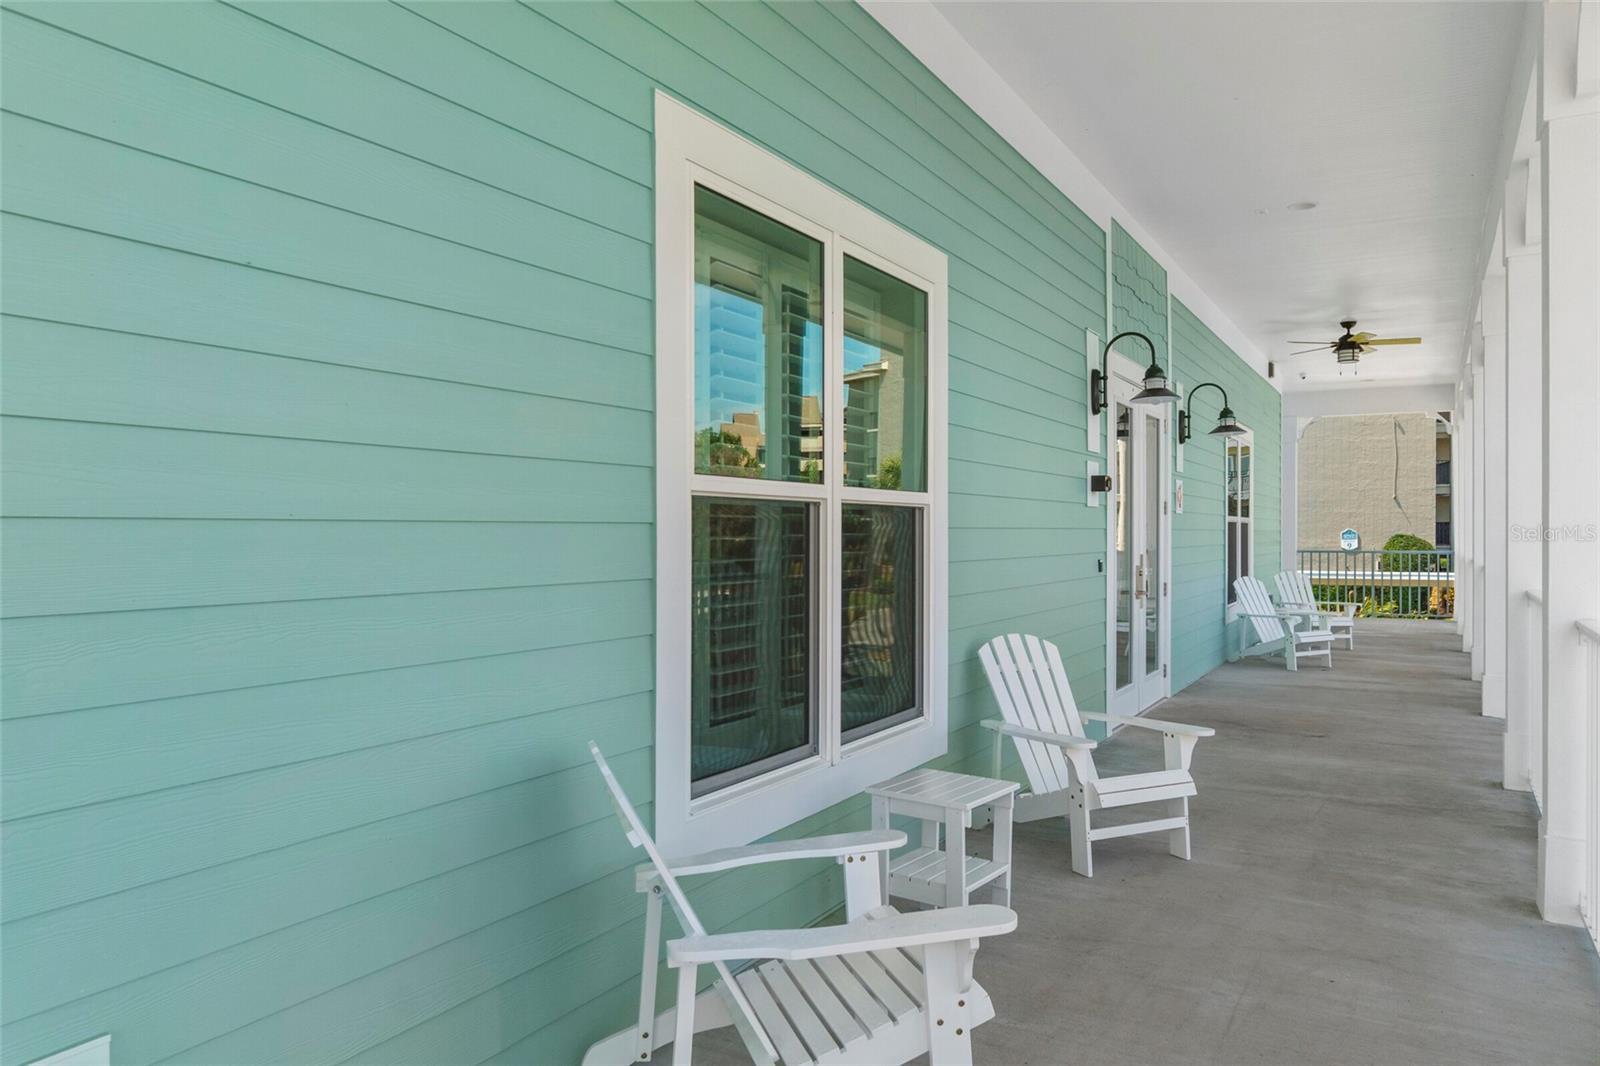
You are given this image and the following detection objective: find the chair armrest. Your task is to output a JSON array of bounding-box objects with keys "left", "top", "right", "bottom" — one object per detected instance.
[
  {"left": 1238, "top": 610, "right": 1301, "bottom": 621},
  {"left": 1079, "top": 712, "right": 1214, "bottom": 737},
  {"left": 668, "top": 904, "right": 1018, "bottom": 964},
  {"left": 641, "top": 830, "right": 907, "bottom": 887},
  {"left": 981, "top": 718, "right": 1096, "bottom": 750}
]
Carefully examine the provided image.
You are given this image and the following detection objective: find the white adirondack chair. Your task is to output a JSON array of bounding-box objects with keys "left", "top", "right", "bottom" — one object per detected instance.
[
  {"left": 1233, "top": 575, "right": 1335, "bottom": 670},
  {"left": 978, "top": 634, "right": 1214, "bottom": 878},
  {"left": 1273, "top": 569, "right": 1355, "bottom": 649},
  {"left": 582, "top": 743, "right": 1017, "bottom": 1066}
]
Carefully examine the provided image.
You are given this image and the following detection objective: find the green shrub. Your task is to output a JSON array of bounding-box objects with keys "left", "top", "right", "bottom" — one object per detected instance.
[{"left": 1380, "top": 532, "right": 1435, "bottom": 571}]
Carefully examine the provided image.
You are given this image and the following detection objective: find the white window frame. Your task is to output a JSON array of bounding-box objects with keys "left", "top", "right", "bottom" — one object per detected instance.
[
  {"left": 1223, "top": 427, "right": 1255, "bottom": 621},
  {"left": 653, "top": 93, "right": 949, "bottom": 855}
]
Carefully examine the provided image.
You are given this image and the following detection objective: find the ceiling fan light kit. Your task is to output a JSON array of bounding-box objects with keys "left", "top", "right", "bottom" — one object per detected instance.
[{"left": 1284, "top": 318, "right": 1422, "bottom": 368}]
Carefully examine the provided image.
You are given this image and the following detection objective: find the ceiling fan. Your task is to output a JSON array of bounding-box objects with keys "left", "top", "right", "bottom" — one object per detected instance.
[{"left": 1285, "top": 320, "right": 1422, "bottom": 365}]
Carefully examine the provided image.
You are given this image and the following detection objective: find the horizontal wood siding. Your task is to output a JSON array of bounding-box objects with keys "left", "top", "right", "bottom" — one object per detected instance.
[
  {"left": 1170, "top": 299, "right": 1283, "bottom": 692},
  {"left": 0, "top": 2, "right": 1118, "bottom": 1062}
]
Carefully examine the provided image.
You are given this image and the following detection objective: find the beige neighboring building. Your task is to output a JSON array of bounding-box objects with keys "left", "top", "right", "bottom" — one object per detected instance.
[{"left": 1297, "top": 412, "right": 1452, "bottom": 551}]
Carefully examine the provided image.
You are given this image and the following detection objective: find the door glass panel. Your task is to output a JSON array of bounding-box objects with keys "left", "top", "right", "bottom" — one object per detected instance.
[
  {"left": 1144, "top": 414, "right": 1161, "bottom": 677},
  {"left": 840, "top": 505, "right": 921, "bottom": 740},
  {"left": 1114, "top": 404, "right": 1133, "bottom": 689},
  {"left": 842, "top": 257, "right": 928, "bottom": 491},
  {"left": 691, "top": 497, "right": 817, "bottom": 795},
  {"left": 693, "top": 186, "right": 825, "bottom": 482}
]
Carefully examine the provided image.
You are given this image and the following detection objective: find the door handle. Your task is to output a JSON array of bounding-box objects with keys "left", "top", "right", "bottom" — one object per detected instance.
[{"left": 1135, "top": 561, "right": 1146, "bottom": 600}]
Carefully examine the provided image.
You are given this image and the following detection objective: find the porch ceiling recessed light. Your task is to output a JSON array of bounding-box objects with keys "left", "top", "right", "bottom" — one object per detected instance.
[
  {"left": 1090, "top": 330, "right": 1180, "bottom": 415},
  {"left": 1178, "top": 381, "right": 1247, "bottom": 443},
  {"left": 1287, "top": 200, "right": 1318, "bottom": 212}
]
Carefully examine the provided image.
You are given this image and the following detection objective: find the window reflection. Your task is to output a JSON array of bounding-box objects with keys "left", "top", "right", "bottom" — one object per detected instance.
[{"left": 694, "top": 187, "right": 824, "bottom": 482}]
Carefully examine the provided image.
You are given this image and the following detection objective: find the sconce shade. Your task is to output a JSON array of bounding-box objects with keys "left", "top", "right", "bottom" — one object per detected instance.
[
  {"left": 1130, "top": 360, "right": 1181, "bottom": 404},
  {"left": 1209, "top": 405, "right": 1245, "bottom": 435}
]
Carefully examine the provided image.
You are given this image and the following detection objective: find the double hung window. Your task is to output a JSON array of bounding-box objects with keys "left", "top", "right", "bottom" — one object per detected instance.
[
  {"left": 1225, "top": 434, "right": 1253, "bottom": 605},
  {"left": 654, "top": 95, "right": 948, "bottom": 852}
]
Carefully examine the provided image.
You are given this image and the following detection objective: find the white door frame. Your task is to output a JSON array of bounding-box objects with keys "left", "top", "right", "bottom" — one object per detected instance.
[{"left": 1103, "top": 354, "right": 1173, "bottom": 720}]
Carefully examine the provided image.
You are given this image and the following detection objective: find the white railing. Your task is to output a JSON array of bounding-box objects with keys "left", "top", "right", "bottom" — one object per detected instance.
[
  {"left": 1295, "top": 548, "right": 1455, "bottom": 618},
  {"left": 1526, "top": 590, "right": 1545, "bottom": 805},
  {"left": 1578, "top": 617, "right": 1600, "bottom": 949}
]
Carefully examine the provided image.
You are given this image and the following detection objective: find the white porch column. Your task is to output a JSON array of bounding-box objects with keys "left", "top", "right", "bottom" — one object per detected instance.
[
  {"left": 1536, "top": 0, "right": 1599, "bottom": 926},
  {"left": 1481, "top": 275, "right": 1509, "bottom": 718},
  {"left": 1472, "top": 345, "right": 1487, "bottom": 680},
  {"left": 1503, "top": 155, "right": 1544, "bottom": 794},
  {"left": 1458, "top": 375, "right": 1474, "bottom": 650}
]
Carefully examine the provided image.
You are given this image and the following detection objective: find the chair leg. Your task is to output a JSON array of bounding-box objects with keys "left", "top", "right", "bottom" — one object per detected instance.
[
  {"left": 1167, "top": 797, "right": 1191, "bottom": 860},
  {"left": 923, "top": 941, "right": 974, "bottom": 1066},
  {"left": 670, "top": 965, "right": 699, "bottom": 1065},
  {"left": 1067, "top": 789, "right": 1092, "bottom": 877},
  {"left": 635, "top": 889, "right": 664, "bottom": 1061},
  {"left": 1284, "top": 640, "right": 1298, "bottom": 671}
]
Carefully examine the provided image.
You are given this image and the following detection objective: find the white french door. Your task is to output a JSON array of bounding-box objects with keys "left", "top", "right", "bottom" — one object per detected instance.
[{"left": 1107, "top": 370, "right": 1170, "bottom": 715}]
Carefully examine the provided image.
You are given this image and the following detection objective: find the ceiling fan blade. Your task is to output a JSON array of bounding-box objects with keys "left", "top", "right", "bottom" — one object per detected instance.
[
  {"left": 1352, "top": 332, "right": 1377, "bottom": 342},
  {"left": 1286, "top": 340, "right": 1333, "bottom": 345},
  {"left": 1284, "top": 346, "right": 1333, "bottom": 357},
  {"left": 1364, "top": 337, "right": 1422, "bottom": 345}
]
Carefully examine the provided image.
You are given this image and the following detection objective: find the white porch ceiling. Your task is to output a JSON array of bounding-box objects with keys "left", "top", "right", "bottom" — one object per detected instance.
[{"left": 930, "top": 0, "right": 1527, "bottom": 391}]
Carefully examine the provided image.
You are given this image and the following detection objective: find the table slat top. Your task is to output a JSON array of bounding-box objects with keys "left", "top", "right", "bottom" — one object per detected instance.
[{"left": 865, "top": 768, "right": 1017, "bottom": 809}]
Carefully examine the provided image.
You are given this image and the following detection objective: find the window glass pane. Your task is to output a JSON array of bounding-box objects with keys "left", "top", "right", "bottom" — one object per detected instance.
[
  {"left": 841, "top": 504, "right": 921, "bottom": 740},
  {"left": 843, "top": 256, "right": 928, "bottom": 491},
  {"left": 694, "top": 187, "right": 824, "bottom": 482},
  {"left": 1241, "top": 521, "right": 1251, "bottom": 579},
  {"left": 691, "top": 497, "right": 816, "bottom": 794},
  {"left": 1226, "top": 521, "right": 1239, "bottom": 604},
  {"left": 1239, "top": 444, "right": 1252, "bottom": 518},
  {"left": 1226, "top": 443, "right": 1240, "bottom": 517}
]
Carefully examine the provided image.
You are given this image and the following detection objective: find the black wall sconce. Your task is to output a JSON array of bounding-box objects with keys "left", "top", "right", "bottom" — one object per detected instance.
[
  {"left": 1178, "top": 381, "right": 1247, "bottom": 443},
  {"left": 1090, "top": 331, "right": 1180, "bottom": 415}
]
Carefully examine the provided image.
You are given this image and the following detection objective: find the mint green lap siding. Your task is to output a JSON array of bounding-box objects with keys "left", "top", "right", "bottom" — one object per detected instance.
[
  {"left": 1170, "top": 299, "right": 1283, "bottom": 691},
  {"left": 0, "top": 3, "right": 1264, "bottom": 1063}
]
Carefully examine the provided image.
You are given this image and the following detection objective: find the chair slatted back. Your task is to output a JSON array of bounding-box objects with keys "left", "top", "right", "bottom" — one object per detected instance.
[
  {"left": 1274, "top": 571, "right": 1328, "bottom": 629},
  {"left": 588, "top": 743, "right": 779, "bottom": 1065},
  {"left": 1274, "top": 570, "right": 1314, "bottom": 610},
  {"left": 980, "top": 633, "right": 1097, "bottom": 792},
  {"left": 1234, "top": 577, "right": 1286, "bottom": 644}
]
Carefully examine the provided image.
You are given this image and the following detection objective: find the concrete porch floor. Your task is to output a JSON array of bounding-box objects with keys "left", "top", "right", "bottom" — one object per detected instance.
[{"left": 677, "top": 619, "right": 1599, "bottom": 1064}]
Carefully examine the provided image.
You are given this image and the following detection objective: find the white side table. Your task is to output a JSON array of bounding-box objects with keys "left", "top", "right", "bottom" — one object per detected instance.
[{"left": 865, "top": 768, "right": 1018, "bottom": 908}]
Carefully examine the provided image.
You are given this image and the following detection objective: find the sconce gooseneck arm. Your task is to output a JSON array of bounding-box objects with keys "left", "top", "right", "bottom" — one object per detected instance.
[
  {"left": 1101, "top": 331, "right": 1158, "bottom": 378},
  {"left": 1093, "top": 331, "right": 1161, "bottom": 414},
  {"left": 1183, "top": 380, "right": 1231, "bottom": 422}
]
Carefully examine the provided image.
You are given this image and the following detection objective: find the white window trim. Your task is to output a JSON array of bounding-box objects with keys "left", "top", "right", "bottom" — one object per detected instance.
[
  {"left": 653, "top": 92, "right": 949, "bottom": 855},
  {"left": 1223, "top": 426, "right": 1255, "bottom": 624}
]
